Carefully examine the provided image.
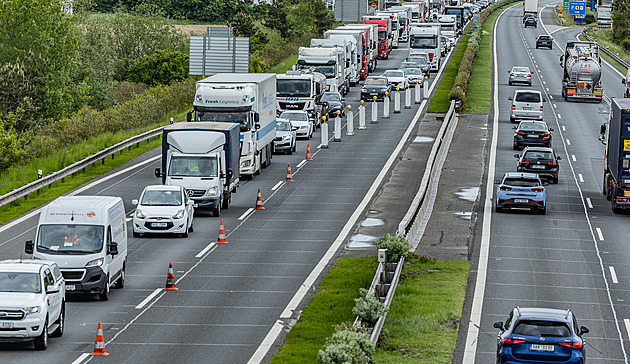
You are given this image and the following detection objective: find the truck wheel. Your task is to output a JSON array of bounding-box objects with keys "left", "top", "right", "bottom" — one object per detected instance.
[
  {"left": 603, "top": 174, "right": 609, "bottom": 196},
  {"left": 114, "top": 262, "right": 125, "bottom": 289},
  {"left": 50, "top": 304, "right": 64, "bottom": 338},
  {"left": 607, "top": 176, "right": 613, "bottom": 201},
  {"left": 34, "top": 318, "right": 48, "bottom": 350},
  {"left": 222, "top": 195, "right": 231, "bottom": 210},
  {"left": 213, "top": 203, "right": 221, "bottom": 218},
  {"left": 99, "top": 278, "right": 110, "bottom": 301}
]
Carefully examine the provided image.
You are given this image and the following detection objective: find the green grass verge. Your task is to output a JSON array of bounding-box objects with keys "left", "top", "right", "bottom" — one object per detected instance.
[
  {"left": 427, "top": 35, "right": 470, "bottom": 113},
  {"left": 557, "top": 8, "right": 596, "bottom": 27},
  {"left": 271, "top": 55, "right": 299, "bottom": 74},
  {"left": 374, "top": 254, "right": 469, "bottom": 363},
  {"left": 465, "top": 2, "right": 515, "bottom": 114},
  {"left": 581, "top": 29, "right": 630, "bottom": 74},
  {"left": 270, "top": 256, "right": 377, "bottom": 363}
]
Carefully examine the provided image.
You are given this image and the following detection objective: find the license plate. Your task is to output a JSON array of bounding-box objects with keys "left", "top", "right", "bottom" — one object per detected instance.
[
  {"left": 531, "top": 344, "right": 554, "bottom": 352},
  {"left": 151, "top": 222, "right": 168, "bottom": 227},
  {"left": 0, "top": 322, "right": 13, "bottom": 329},
  {"left": 531, "top": 165, "right": 546, "bottom": 169},
  {"left": 66, "top": 285, "right": 75, "bottom": 291},
  {"left": 527, "top": 134, "right": 539, "bottom": 138},
  {"left": 522, "top": 107, "right": 532, "bottom": 110},
  {"left": 514, "top": 199, "right": 528, "bottom": 203}
]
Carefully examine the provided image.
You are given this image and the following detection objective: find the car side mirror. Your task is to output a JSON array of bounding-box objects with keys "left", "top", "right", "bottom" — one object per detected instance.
[
  {"left": 549, "top": 127, "right": 554, "bottom": 131},
  {"left": 186, "top": 110, "right": 193, "bottom": 123},
  {"left": 154, "top": 168, "right": 162, "bottom": 178},
  {"left": 132, "top": 199, "right": 138, "bottom": 206},
  {"left": 600, "top": 123, "right": 607, "bottom": 136},
  {"left": 514, "top": 154, "right": 520, "bottom": 158},
  {"left": 46, "top": 283, "right": 60, "bottom": 294},
  {"left": 512, "top": 126, "right": 517, "bottom": 130},
  {"left": 493, "top": 321, "right": 504, "bottom": 330},
  {"left": 579, "top": 326, "right": 589, "bottom": 335},
  {"left": 107, "top": 242, "right": 119, "bottom": 256},
  {"left": 25, "top": 240, "right": 34, "bottom": 254},
  {"left": 622, "top": 78, "right": 626, "bottom": 85},
  {"left": 556, "top": 156, "right": 562, "bottom": 161},
  {"left": 494, "top": 179, "right": 501, "bottom": 184},
  {"left": 508, "top": 96, "right": 513, "bottom": 100}
]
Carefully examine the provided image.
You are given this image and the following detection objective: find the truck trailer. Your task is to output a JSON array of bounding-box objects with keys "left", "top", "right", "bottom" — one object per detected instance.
[
  {"left": 559, "top": 41, "right": 603, "bottom": 102},
  {"left": 524, "top": 0, "right": 539, "bottom": 18},
  {"left": 363, "top": 16, "right": 392, "bottom": 59},
  {"left": 601, "top": 98, "right": 630, "bottom": 213},
  {"left": 310, "top": 37, "right": 358, "bottom": 86},
  {"left": 337, "top": 24, "right": 379, "bottom": 72},
  {"left": 325, "top": 28, "right": 371, "bottom": 78}
]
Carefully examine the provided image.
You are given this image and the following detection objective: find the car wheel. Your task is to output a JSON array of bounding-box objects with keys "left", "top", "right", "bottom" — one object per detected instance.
[
  {"left": 287, "top": 147, "right": 293, "bottom": 155},
  {"left": 508, "top": 81, "right": 512, "bottom": 86},
  {"left": 510, "top": 116, "right": 515, "bottom": 123},
  {"left": 50, "top": 304, "right": 64, "bottom": 338},
  {"left": 495, "top": 205, "right": 502, "bottom": 213},
  {"left": 114, "top": 262, "right": 125, "bottom": 289},
  {"left": 213, "top": 202, "right": 221, "bottom": 218},
  {"left": 133, "top": 229, "right": 140, "bottom": 238},
  {"left": 222, "top": 195, "right": 231, "bottom": 210},
  {"left": 189, "top": 216, "right": 195, "bottom": 232},
  {"left": 34, "top": 318, "right": 48, "bottom": 350},
  {"left": 99, "top": 279, "right": 109, "bottom": 301},
  {"left": 536, "top": 45, "right": 539, "bottom": 49},
  {"left": 539, "top": 207, "right": 546, "bottom": 215},
  {"left": 552, "top": 177, "right": 559, "bottom": 184}
]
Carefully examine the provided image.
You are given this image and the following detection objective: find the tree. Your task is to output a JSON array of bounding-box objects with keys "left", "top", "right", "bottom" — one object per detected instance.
[
  {"left": 265, "top": 0, "right": 292, "bottom": 38},
  {"left": 231, "top": 12, "right": 269, "bottom": 54},
  {"left": 612, "top": 0, "right": 630, "bottom": 51},
  {"left": 127, "top": 50, "right": 189, "bottom": 87},
  {"left": 309, "top": 0, "right": 335, "bottom": 37}
]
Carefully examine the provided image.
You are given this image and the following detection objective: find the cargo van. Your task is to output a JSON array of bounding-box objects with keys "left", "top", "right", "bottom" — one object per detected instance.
[{"left": 26, "top": 196, "right": 127, "bottom": 301}]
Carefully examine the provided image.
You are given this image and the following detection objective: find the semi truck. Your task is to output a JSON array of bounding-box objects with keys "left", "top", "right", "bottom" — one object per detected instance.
[
  {"left": 155, "top": 122, "right": 240, "bottom": 216},
  {"left": 363, "top": 16, "right": 392, "bottom": 59},
  {"left": 444, "top": 6, "right": 465, "bottom": 32},
  {"left": 559, "top": 41, "right": 603, "bottom": 102},
  {"left": 390, "top": 5, "right": 412, "bottom": 42},
  {"left": 438, "top": 14, "right": 458, "bottom": 39},
  {"left": 409, "top": 25, "right": 441, "bottom": 71},
  {"left": 524, "top": 0, "right": 539, "bottom": 18},
  {"left": 325, "top": 28, "right": 371, "bottom": 78},
  {"left": 401, "top": 2, "right": 422, "bottom": 23},
  {"left": 310, "top": 37, "right": 358, "bottom": 86},
  {"left": 600, "top": 98, "right": 630, "bottom": 213},
  {"left": 188, "top": 73, "right": 277, "bottom": 178},
  {"left": 338, "top": 24, "right": 379, "bottom": 72},
  {"left": 297, "top": 47, "right": 350, "bottom": 96},
  {"left": 596, "top": 5, "right": 612, "bottom": 28},
  {"left": 276, "top": 69, "right": 326, "bottom": 125},
  {"left": 375, "top": 11, "right": 400, "bottom": 48}
]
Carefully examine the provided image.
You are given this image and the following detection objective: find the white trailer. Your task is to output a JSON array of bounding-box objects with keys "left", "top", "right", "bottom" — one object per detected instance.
[
  {"left": 337, "top": 24, "right": 379, "bottom": 72},
  {"left": 325, "top": 29, "right": 369, "bottom": 79},
  {"left": 190, "top": 73, "right": 277, "bottom": 179},
  {"left": 524, "top": 0, "right": 538, "bottom": 17},
  {"left": 389, "top": 6, "right": 412, "bottom": 42},
  {"left": 375, "top": 11, "right": 400, "bottom": 48}
]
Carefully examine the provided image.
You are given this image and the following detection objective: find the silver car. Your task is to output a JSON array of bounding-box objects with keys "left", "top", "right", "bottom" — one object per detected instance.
[
  {"left": 509, "top": 89, "right": 546, "bottom": 123},
  {"left": 508, "top": 66, "right": 532, "bottom": 86},
  {"left": 274, "top": 119, "right": 297, "bottom": 154},
  {"left": 279, "top": 110, "right": 313, "bottom": 139}
]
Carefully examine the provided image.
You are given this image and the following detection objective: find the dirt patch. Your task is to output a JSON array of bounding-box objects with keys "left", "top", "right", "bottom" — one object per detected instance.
[{"left": 173, "top": 24, "right": 227, "bottom": 37}]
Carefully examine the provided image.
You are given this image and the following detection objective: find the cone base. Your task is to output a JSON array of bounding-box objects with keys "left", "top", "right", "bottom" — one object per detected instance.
[
  {"left": 92, "top": 351, "right": 109, "bottom": 356},
  {"left": 164, "top": 286, "right": 178, "bottom": 291},
  {"left": 217, "top": 239, "right": 228, "bottom": 244},
  {"left": 254, "top": 206, "right": 265, "bottom": 210},
  {"left": 285, "top": 179, "right": 293, "bottom": 182},
  {"left": 305, "top": 157, "right": 313, "bottom": 161}
]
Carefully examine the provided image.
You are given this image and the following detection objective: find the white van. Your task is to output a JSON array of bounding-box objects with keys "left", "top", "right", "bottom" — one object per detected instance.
[{"left": 25, "top": 196, "right": 127, "bottom": 301}]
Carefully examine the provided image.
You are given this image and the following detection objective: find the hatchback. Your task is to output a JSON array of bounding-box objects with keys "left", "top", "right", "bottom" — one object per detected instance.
[
  {"left": 524, "top": 15, "right": 537, "bottom": 27},
  {"left": 508, "top": 66, "right": 532, "bottom": 86},
  {"left": 515, "top": 146, "right": 561, "bottom": 184},
  {"left": 132, "top": 185, "right": 195, "bottom": 237},
  {"left": 513, "top": 120, "right": 553, "bottom": 150},
  {"left": 536, "top": 34, "right": 553, "bottom": 49},
  {"left": 274, "top": 119, "right": 297, "bottom": 154},
  {"left": 509, "top": 89, "right": 546, "bottom": 123},
  {"left": 494, "top": 307, "right": 589, "bottom": 364},
  {"left": 495, "top": 172, "right": 547, "bottom": 214},
  {"left": 279, "top": 110, "right": 313, "bottom": 139}
]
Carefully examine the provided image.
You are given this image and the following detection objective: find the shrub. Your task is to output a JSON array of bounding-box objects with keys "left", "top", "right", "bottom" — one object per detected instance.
[
  {"left": 0, "top": 129, "right": 25, "bottom": 172},
  {"left": 375, "top": 234, "right": 411, "bottom": 263},
  {"left": 352, "top": 288, "right": 387, "bottom": 326},
  {"left": 127, "top": 50, "right": 189, "bottom": 87},
  {"left": 317, "top": 329, "right": 375, "bottom": 364}
]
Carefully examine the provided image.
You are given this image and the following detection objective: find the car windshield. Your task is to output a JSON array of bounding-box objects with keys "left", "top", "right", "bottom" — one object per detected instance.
[
  {"left": 365, "top": 78, "right": 387, "bottom": 85},
  {"left": 0, "top": 272, "right": 41, "bottom": 293},
  {"left": 539, "top": 35, "right": 551, "bottom": 40},
  {"left": 321, "top": 93, "right": 341, "bottom": 102},
  {"left": 277, "top": 79, "right": 311, "bottom": 97},
  {"left": 520, "top": 123, "right": 546, "bottom": 131},
  {"left": 276, "top": 120, "right": 291, "bottom": 131},
  {"left": 280, "top": 111, "right": 308, "bottom": 121},
  {"left": 169, "top": 156, "right": 218, "bottom": 177},
  {"left": 513, "top": 320, "right": 571, "bottom": 337},
  {"left": 503, "top": 177, "right": 540, "bottom": 187},
  {"left": 141, "top": 190, "right": 182, "bottom": 206},
  {"left": 384, "top": 70, "right": 404, "bottom": 78},
  {"left": 515, "top": 92, "right": 541, "bottom": 102},
  {"left": 523, "top": 151, "right": 554, "bottom": 160},
  {"left": 404, "top": 68, "right": 423, "bottom": 76},
  {"left": 37, "top": 224, "right": 105, "bottom": 255},
  {"left": 513, "top": 67, "right": 529, "bottom": 73}
]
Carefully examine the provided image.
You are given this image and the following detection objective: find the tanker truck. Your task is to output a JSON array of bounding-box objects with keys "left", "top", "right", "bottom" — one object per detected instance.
[{"left": 559, "top": 41, "right": 603, "bottom": 102}]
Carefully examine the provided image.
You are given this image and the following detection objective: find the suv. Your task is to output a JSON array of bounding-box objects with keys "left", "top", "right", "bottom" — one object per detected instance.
[
  {"left": 515, "top": 146, "right": 562, "bottom": 184},
  {"left": 524, "top": 15, "right": 537, "bottom": 27},
  {"left": 509, "top": 89, "right": 546, "bottom": 123},
  {"left": 536, "top": 34, "right": 553, "bottom": 49},
  {"left": 0, "top": 260, "right": 65, "bottom": 350},
  {"left": 494, "top": 307, "right": 589, "bottom": 364}
]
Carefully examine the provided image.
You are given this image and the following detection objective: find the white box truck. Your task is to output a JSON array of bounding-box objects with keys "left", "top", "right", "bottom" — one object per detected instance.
[
  {"left": 25, "top": 196, "right": 127, "bottom": 301},
  {"left": 390, "top": 6, "right": 412, "bottom": 42},
  {"left": 276, "top": 69, "right": 326, "bottom": 125},
  {"left": 524, "top": 0, "right": 538, "bottom": 18},
  {"left": 189, "top": 73, "right": 277, "bottom": 179},
  {"left": 310, "top": 38, "right": 358, "bottom": 86},
  {"left": 338, "top": 24, "right": 379, "bottom": 72},
  {"left": 297, "top": 47, "right": 350, "bottom": 96}
]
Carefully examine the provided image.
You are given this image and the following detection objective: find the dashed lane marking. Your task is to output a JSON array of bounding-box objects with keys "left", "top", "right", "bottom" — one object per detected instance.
[{"left": 611, "top": 266, "right": 619, "bottom": 284}]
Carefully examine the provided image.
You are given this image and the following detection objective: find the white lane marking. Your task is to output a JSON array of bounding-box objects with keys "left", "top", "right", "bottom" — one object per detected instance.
[
  {"left": 579, "top": 174, "right": 584, "bottom": 182},
  {"left": 562, "top": 125, "right": 566, "bottom": 131},
  {"left": 596, "top": 227, "right": 604, "bottom": 241},
  {"left": 195, "top": 242, "right": 217, "bottom": 258},
  {"left": 557, "top": 113, "right": 562, "bottom": 119},
  {"left": 625, "top": 319, "right": 630, "bottom": 339},
  {"left": 546, "top": 87, "right": 549, "bottom": 91},
  {"left": 611, "top": 266, "right": 619, "bottom": 284},
  {"left": 566, "top": 138, "right": 571, "bottom": 145},
  {"left": 238, "top": 208, "right": 254, "bottom": 221},
  {"left": 271, "top": 181, "right": 284, "bottom": 191},
  {"left": 542, "top": 80, "right": 546, "bottom": 85},
  {"left": 586, "top": 198, "right": 593, "bottom": 209},
  {"left": 71, "top": 353, "right": 91, "bottom": 364},
  {"left": 572, "top": 155, "right": 576, "bottom": 162},
  {"left": 549, "top": 95, "right": 553, "bottom": 100},
  {"left": 540, "top": 74, "right": 543, "bottom": 78},
  {"left": 247, "top": 320, "right": 284, "bottom": 364},
  {"left": 463, "top": 6, "right": 512, "bottom": 364},
  {"left": 316, "top": 144, "right": 322, "bottom": 149},
  {"left": 297, "top": 159, "right": 307, "bottom": 168},
  {"left": 135, "top": 288, "right": 162, "bottom": 309},
  {"left": 554, "top": 103, "right": 558, "bottom": 108}
]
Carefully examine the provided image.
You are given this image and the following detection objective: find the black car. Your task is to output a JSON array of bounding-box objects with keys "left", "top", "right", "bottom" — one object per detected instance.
[
  {"left": 515, "top": 146, "right": 561, "bottom": 184},
  {"left": 536, "top": 34, "right": 553, "bottom": 49},
  {"left": 320, "top": 91, "right": 346, "bottom": 118},
  {"left": 524, "top": 15, "right": 537, "bottom": 28},
  {"left": 360, "top": 76, "right": 391, "bottom": 101},
  {"left": 512, "top": 120, "right": 553, "bottom": 150}
]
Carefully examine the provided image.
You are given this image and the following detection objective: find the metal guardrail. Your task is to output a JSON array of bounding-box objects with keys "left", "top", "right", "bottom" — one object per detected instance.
[
  {"left": 582, "top": 31, "right": 630, "bottom": 69},
  {"left": 553, "top": 6, "right": 563, "bottom": 26},
  {"left": 0, "top": 126, "right": 165, "bottom": 208}
]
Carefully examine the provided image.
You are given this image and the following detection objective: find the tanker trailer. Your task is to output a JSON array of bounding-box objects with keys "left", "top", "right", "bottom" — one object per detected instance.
[{"left": 560, "top": 41, "right": 603, "bottom": 102}]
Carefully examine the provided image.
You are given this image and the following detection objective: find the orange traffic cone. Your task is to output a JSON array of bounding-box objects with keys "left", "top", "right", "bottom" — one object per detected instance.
[
  {"left": 255, "top": 188, "right": 265, "bottom": 210},
  {"left": 285, "top": 163, "right": 294, "bottom": 182},
  {"left": 164, "top": 262, "right": 178, "bottom": 291},
  {"left": 305, "top": 144, "right": 313, "bottom": 161},
  {"left": 91, "top": 322, "right": 109, "bottom": 356},
  {"left": 216, "top": 220, "right": 228, "bottom": 244}
]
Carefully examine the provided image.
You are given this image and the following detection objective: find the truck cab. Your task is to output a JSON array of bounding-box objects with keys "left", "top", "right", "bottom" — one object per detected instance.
[{"left": 277, "top": 70, "right": 326, "bottom": 124}]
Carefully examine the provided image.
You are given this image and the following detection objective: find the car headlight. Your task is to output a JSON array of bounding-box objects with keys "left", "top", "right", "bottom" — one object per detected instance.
[
  {"left": 241, "top": 160, "right": 251, "bottom": 168},
  {"left": 23, "top": 306, "right": 40, "bottom": 315},
  {"left": 282, "top": 135, "right": 292, "bottom": 141},
  {"left": 173, "top": 209, "right": 185, "bottom": 219},
  {"left": 85, "top": 258, "right": 104, "bottom": 268},
  {"left": 361, "top": 89, "right": 367, "bottom": 93},
  {"left": 205, "top": 187, "right": 217, "bottom": 197},
  {"left": 135, "top": 209, "right": 145, "bottom": 219}
]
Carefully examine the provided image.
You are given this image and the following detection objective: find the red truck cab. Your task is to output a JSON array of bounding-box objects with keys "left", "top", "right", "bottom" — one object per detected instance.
[{"left": 363, "top": 17, "right": 391, "bottom": 59}]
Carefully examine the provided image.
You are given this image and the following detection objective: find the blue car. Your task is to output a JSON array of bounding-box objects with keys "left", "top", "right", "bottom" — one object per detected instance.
[
  {"left": 495, "top": 172, "right": 546, "bottom": 214},
  {"left": 494, "top": 307, "right": 589, "bottom": 364}
]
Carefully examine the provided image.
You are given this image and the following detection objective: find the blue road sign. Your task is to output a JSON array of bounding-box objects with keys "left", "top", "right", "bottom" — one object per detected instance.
[{"left": 568, "top": 1, "right": 587, "bottom": 15}]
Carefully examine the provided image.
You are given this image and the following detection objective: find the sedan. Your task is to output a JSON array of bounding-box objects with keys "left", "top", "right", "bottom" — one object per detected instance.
[
  {"left": 508, "top": 66, "right": 532, "bottom": 86},
  {"left": 407, "top": 52, "right": 430, "bottom": 75},
  {"left": 279, "top": 110, "right": 313, "bottom": 139},
  {"left": 320, "top": 91, "right": 346, "bottom": 118},
  {"left": 515, "top": 146, "right": 561, "bottom": 184},
  {"left": 383, "top": 69, "right": 407, "bottom": 90},
  {"left": 536, "top": 34, "right": 553, "bottom": 49},
  {"left": 361, "top": 76, "right": 391, "bottom": 101},
  {"left": 132, "top": 185, "right": 195, "bottom": 238},
  {"left": 495, "top": 172, "right": 547, "bottom": 214},
  {"left": 512, "top": 120, "right": 553, "bottom": 150},
  {"left": 274, "top": 119, "right": 297, "bottom": 154},
  {"left": 403, "top": 68, "right": 426, "bottom": 86}
]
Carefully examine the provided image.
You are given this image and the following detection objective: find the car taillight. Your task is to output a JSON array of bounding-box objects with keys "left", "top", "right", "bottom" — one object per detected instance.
[
  {"left": 541, "top": 133, "right": 550, "bottom": 137},
  {"left": 521, "top": 160, "right": 530, "bottom": 164},
  {"left": 532, "top": 187, "right": 543, "bottom": 192},
  {"left": 511, "top": 105, "right": 515, "bottom": 110},
  {"left": 501, "top": 338, "right": 526, "bottom": 345},
  {"left": 547, "top": 161, "right": 557, "bottom": 165},
  {"left": 627, "top": 82, "right": 630, "bottom": 87},
  {"left": 527, "top": 74, "right": 531, "bottom": 77},
  {"left": 558, "top": 342, "right": 583, "bottom": 349},
  {"left": 500, "top": 186, "right": 512, "bottom": 191},
  {"left": 617, "top": 198, "right": 629, "bottom": 203},
  {"left": 516, "top": 131, "right": 526, "bottom": 136},
  {"left": 539, "top": 105, "right": 543, "bottom": 111}
]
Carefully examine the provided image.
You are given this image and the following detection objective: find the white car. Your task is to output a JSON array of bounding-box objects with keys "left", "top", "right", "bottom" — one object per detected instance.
[
  {"left": 279, "top": 110, "right": 313, "bottom": 139},
  {"left": 0, "top": 260, "right": 65, "bottom": 350},
  {"left": 132, "top": 185, "right": 195, "bottom": 238},
  {"left": 383, "top": 69, "right": 408, "bottom": 90}
]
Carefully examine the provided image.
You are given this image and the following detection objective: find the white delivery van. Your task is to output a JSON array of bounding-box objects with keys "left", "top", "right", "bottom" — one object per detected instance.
[{"left": 25, "top": 196, "right": 127, "bottom": 301}]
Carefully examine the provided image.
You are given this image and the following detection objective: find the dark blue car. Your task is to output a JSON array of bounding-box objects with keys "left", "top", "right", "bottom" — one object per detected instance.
[{"left": 494, "top": 307, "right": 589, "bottom": 364}]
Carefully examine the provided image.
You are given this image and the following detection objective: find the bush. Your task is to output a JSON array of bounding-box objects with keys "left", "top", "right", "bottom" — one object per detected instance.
[
  {"left": 317, "top": 329, "right": 375, "bottom": 364},
  {"left": 127, "top": 50, "right": 189, "bottom": 87},
  {"left": 375, "top": 234, "right": 411, "bottom": 263},
  {"left": 0, "top": 129, "right": 25, "bottom": 172},
  {"left": 352, "top": 288, "right": 387, "bottom": 326}
]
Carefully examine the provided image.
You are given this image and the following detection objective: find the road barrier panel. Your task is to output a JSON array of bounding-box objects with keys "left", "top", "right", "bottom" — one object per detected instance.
[
  {"left": 358, "top": 103, "right": 367, "bottom": 129},
  {"left": 334, "top": 113, "right": 342, "bottom": 142},
  {"left": 405, "top": 87, "right": 412, "bottom": 109},
  {"left": 383, "top": 92, "right": 390, "bottom": 118},
  {"left": 321, "top": 120, "right": 329, "bottom": 148},
  {"left": 415, "top": 82, "right": 422, "bottom": 104},
  {"left": 371, "top": 97, "right": 379, "bottom": 124},
  {"left": 346, "top": 106, "right": 355, "bottom": 135},
  {"left": 394, "top": 88, "right": 401, "bottom": 113}
]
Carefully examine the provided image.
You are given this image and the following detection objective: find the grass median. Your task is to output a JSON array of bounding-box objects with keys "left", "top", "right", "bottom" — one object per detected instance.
[{"left": 427, "top": 35, "right": 470, "bottom": 113}]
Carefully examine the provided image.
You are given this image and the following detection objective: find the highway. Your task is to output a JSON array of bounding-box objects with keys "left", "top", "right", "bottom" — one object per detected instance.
[
  {"left": 462, "top": 1, "right": 630, "bottom": 363},
  {"left": 0, "top": 37, "right": 450, "bottom": 362}
]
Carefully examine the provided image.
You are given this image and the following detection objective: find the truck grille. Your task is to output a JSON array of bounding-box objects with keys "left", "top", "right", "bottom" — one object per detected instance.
[
  {"left": 61, "top": 269, "right": 85, "bottom": 281},
  {"left": 0, "top": 309, "right": 25, "bottom": 320},
  {"left": 186, "top": 189, "right": 206, "bottom": 198},
  {"left": 279, "top": 102, "right": 305, "bottom": 110}
]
